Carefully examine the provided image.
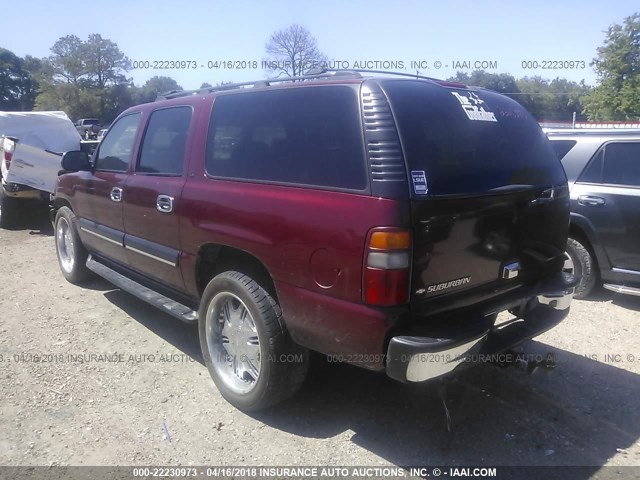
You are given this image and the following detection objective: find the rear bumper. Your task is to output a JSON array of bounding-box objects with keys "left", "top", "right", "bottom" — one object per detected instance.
[
  {"left": 1, "top": 181, "right": 40, "bottom": 199},
  {"left": 386, "top": 272, "right": 578, "bottom": 382}
]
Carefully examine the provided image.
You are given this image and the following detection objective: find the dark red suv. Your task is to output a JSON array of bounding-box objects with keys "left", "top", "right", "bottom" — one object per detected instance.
[{"left": 53, "top": 70, "right": 577, "bottom": 411}]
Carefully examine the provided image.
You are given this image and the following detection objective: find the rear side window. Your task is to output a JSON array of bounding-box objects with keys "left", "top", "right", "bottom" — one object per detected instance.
[
  {"left": 577, "top": 150, "right": 603, "bottom": 183},
  {"left": 382, "top": 80, "right": 567, "bottom": 196},
  {"left": 550, "top": 140, "right": 577, "bottom": 161},
  {"left": 602, "top": 143, "right": 640, "bottom": 186},
  {"left": 138, "top": 106, "right": 192, "bottom": 175},
  {"left": 95, "top": 113, "right": 141, "bottom": 172},
  {"left": 205, "top": 86, "right": 367, "bottom": 190}
]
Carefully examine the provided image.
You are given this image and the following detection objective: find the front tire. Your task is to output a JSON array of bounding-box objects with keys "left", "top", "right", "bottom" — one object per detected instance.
[
  {"left": 564, "top": 237, "right": 597, "bottom": 299},
  {"left": 199, "top": 271, "right": 308, "bottom": 411},
  {"left": 55, "top": 207, "right": 90, "bottom": 284}
]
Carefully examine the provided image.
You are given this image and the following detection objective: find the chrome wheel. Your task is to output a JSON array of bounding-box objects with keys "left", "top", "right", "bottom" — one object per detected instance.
[
  {"left": 205, "top": 292, "right": 261, "bottom": 394},
  {"left": 56, "top": 217, "right": 75, "bottom": 273},
  {"left": 563, "top": 251, "right": 575, "bottom": 275}
]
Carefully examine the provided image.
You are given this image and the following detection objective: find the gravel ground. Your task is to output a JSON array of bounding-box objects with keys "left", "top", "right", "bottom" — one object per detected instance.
[{"left": 0, "top": 212, "right": 639, "bottom": 475}]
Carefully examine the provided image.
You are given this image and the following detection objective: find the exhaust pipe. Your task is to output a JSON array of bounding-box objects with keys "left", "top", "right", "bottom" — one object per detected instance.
[{"left": 491, "top": 349, "right": 556, "bottom": 374}]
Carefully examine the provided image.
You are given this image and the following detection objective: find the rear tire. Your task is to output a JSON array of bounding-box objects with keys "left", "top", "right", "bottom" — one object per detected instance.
[
  {"left": 199, "top": 271, "right": 308, "bottom": 411},
  {"left": 564, "top": 237, "right": 597, "bottom": 299},
  {"left": 55, "top": 207, "right": 91, "bottom": 284},
  {"left": 0, "top": 190, "right": 19, "bottom": 229}
]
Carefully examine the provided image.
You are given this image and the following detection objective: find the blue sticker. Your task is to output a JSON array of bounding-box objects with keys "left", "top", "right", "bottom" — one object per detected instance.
[{"left": 411, "top": 170, "right": 428, "bottom": 195}]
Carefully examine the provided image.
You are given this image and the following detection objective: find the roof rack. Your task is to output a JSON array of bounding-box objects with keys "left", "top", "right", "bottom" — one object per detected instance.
[
  {"left": 322, "top": 68, "right": 455, "bottom": 84},
  {"left": 156, "top": 68, "right": 464, "bottom": 101},
  {"left": 156, "top": 70, "right": 363, "bottom": 100}
]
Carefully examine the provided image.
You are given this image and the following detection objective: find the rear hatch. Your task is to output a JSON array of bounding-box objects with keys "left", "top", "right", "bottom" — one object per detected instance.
[{"left": 381, "top": 80, "right": 569, "bottom": 313}]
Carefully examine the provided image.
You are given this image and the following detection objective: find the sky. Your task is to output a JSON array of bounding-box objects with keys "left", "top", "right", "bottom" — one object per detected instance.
[{"left": 2, "top": 0, "right": 638, "bottom": 90}]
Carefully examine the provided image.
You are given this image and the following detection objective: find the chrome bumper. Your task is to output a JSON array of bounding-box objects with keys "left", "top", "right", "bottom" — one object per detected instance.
[{"left": 386, "top": 273, "right": 577, "bottom": 383}]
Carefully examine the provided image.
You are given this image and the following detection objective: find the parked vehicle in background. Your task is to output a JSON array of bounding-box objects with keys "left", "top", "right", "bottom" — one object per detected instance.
[
  {"left": 53, "top": 70, "right": 576, "bottom": 411},
  {"left": 75, "top": 118, "right": 102, "bottom": 139},
  {"left": 1, "top": 111, "right": 82, "bottom": 228},
  {"left": 96, "top": 128, "right": 108, "bottom": 142},
  {"left": 547, "top": 128, "right": 640, "bottom": 298}
]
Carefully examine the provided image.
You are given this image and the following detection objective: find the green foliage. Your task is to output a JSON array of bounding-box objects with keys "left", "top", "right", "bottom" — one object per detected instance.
[
  {"left": 0, "top": 48, "right": 39, "bottom": 111},
  {"left": 448, "top": 70, "right": 591, "bottom": 121},
  {"left": 31, "top": 34, "right": 133, "bottom": 122},
  {"left": 582, "top": 13, "right": 640, "bottom": 120},
  {"left": 136, "top": 76, "right": 183, "bottom": 104},
  {"left": 516, "top": 77, "right": 590, "bottom": 121},
  {"left": 448, "top": 70, "right": 519, "bottom": 94}
]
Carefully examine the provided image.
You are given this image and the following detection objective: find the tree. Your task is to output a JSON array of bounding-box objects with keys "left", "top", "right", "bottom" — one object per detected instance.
[
  {"left": 582, "top": 13, "right": 640, "bottom": 120},
  {"left": 49, "top": 35, "right": 86, "bottom": 85},
  {"left": 83, "top": 34, "right": 131, "bottom": 89},
  {"left": 0, "top": 48, "right": 39, "bottom": 111},
  {"left": 264, "top": 24, "right": 327, "bottom": 77},
  {"left": 448, "top": 70, "right": 519, "bottom": 94},
  {"left": 35, "top": 33, "right": 132, "bottom": 120},
  {"left": 200, "top": 82, "right": 212, "bottom": 89},
  {"left": 135, "top": 76, "right": 183, "bottom": 104},
  {"left": 448, "top": 70, "right": 591, "bottom": 121}
]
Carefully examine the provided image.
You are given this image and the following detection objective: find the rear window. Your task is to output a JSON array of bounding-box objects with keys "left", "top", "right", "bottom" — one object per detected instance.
[
  {"left": 382, "top": 80, "right": 567, "bottom": 196},
  {"left": 549, "top": 139, "right": 577, "bottom": 161},
  {"left": 205, "top": 86, "right": 367, "bottom": 190}
]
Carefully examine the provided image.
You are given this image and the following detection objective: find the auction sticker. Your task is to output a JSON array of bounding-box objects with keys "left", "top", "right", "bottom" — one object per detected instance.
[{"left": 411, "top": 170, "right": 428, "bottom": 195}]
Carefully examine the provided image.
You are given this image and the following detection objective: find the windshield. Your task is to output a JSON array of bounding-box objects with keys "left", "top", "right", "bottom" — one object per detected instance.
[{"left": 382, "top": 80, "right": 567, "bottom": 196}]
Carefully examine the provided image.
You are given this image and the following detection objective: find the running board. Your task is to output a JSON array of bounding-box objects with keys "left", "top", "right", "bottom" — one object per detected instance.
[
  {"left": 603, "top": 283, "right": 640, "bottom": 297},
  {"left": 86, "top": 257, "right": 198, "bottom": 323}
]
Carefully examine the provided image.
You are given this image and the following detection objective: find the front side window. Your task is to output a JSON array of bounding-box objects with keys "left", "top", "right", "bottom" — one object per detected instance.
[
  {"left": 95, "top": 113, "right": 141, "bottom": 172},
  {"left": 137, "top": 106, "right": 192, "bottom": 175},
  {"left": 205, "top": 86, "right": 367, "bottom": 190},
  {"left": 602, "top": 143, "right": 640, "bottom": 186}
]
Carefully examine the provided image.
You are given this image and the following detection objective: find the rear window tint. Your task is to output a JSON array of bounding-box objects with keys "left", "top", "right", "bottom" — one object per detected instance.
[
  {"left": 205, "top": 86, "right": 367, "bottom": 190},
  {"left": 603, "top": 143, "right": 640, "bottom": 186},
  {"left": 549, "top": 140, "right": 577, "bottom": 161},
  {"left": 577, "top": 150, "right": 603, "bottom": 183},
  {"left": 382, "top": 80, "right": 567, "bottom": 196}
]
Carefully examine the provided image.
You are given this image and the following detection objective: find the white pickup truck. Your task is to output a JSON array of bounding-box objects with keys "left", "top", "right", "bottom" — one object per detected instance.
[{"left": 0, "top": 111, "right": 82, "bottom": 228}]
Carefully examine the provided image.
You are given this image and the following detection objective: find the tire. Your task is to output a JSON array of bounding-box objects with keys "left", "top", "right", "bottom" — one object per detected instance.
[
  {"left": 199, "top": 271, "right": 309, "bottom": 411},
  {"left": 54, "top": 206, "right": 91, "bottom": 284},
  {"left": 0, "top": 190, "right": 19, "bottom": 229},
  {"left": 564, "top": 237, "right": 597, "bottom": 299}
]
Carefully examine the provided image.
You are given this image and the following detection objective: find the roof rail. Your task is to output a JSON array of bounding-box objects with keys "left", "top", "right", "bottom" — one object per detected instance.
[
  {"left": 156, "top": 70, "right": 363, "bottom": 100},
  {"left": 321, "top": 68, "right": 449, "bottom": 83}
]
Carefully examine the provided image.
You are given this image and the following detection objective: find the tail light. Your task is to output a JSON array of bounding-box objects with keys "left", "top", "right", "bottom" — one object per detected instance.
[
  {"left": 363, "top": 229, "right": 411, "bottom": 306},
  {"left": 2, "top": 138, "right": 15, "bottom": 170}
]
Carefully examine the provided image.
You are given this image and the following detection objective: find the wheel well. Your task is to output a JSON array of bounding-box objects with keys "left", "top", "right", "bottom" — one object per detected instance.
[
  {"left": 54, "top": 198, "right": 73, "bottom": 211},
  {"left": 195, "top": 244, "right": 278, "bottom": 299},
  {"left": 568, "top": 223, "right": 599, "bottom": 270}
]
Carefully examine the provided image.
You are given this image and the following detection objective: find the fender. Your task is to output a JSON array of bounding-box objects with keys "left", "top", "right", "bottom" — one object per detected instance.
[{"left": 569, "top": 212, "right": 611, "bottom": 270}]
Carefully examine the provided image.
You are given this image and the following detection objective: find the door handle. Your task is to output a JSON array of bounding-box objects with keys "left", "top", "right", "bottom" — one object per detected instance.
[
  {"left": 110, "top": 187, "right": 123, "bottom": 202},
  {"left": 578, "top": 195, "right": 605, "bottom": 207},
  {"left": 156, "top": 195, "right": 175, "bottom": 213}
]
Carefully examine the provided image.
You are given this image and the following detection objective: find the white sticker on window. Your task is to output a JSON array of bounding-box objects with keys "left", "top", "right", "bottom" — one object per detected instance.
[
  {"left": 411, "top": 170, "right": 428, "bottom": 195},
  {"left": 451, "top": 91, "right": 497, "bottom": 122}
]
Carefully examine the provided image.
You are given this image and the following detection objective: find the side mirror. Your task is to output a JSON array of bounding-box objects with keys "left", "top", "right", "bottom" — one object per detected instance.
[{"left": 61, "top": 151, "right": 91, "bottom": 172}]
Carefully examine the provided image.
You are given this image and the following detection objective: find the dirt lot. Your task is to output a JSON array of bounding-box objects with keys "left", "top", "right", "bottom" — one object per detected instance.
[{"left": 0, "top": 213, "right": 639, "bottom": 474}]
